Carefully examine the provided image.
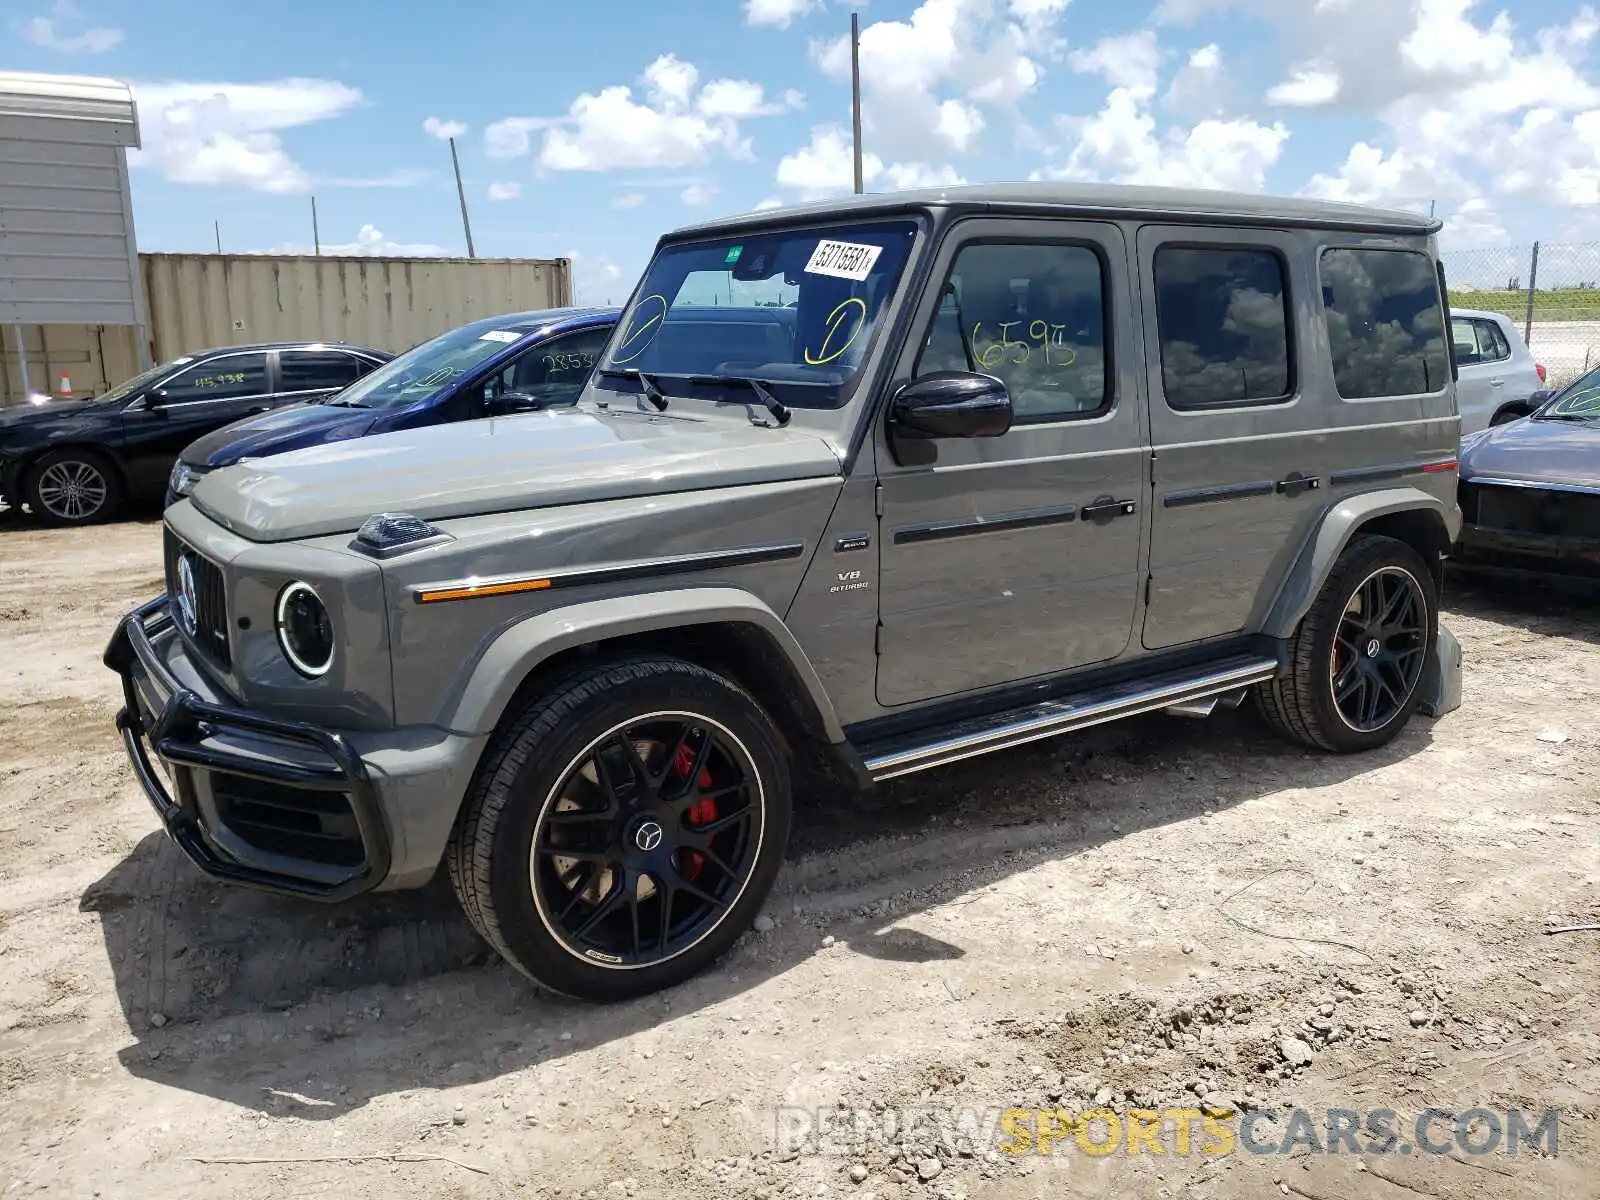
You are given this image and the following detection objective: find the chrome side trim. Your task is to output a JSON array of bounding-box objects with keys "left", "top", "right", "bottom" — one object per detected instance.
[
  {"left": 1464, "top": 476, "right": 1600, "bottom": 498},
  {"left": 865, "top": 657, "right": 1279, "bottom": 781}
]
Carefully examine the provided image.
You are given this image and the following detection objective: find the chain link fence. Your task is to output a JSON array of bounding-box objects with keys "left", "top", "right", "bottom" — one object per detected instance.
[{"left": 1445, "top": 242, "right": 1600, "bottom": 387}]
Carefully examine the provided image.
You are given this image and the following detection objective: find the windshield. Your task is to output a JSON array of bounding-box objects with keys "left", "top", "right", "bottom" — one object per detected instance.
[
  {"left": 331, "top": 321, "right": 533, "bottom": 410},
  {"left": 1538, "top": 369, "right": 1600, "bottom": 421},
  {"left": 103, "top": 357, "right": 193, "bottom": 405},
  {"left": 599, "top": 220, "right": 919, "bottom": 406}
]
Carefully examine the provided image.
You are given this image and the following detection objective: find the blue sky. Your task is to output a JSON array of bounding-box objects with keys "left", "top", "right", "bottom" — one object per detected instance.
[{"left": 6, "top": 0, "right": 1600, "bottom": 299}]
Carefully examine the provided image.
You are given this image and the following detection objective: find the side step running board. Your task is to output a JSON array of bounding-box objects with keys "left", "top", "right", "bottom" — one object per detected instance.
[{"left": 862, "top": 656, "right": 1279, "bottom": 782}]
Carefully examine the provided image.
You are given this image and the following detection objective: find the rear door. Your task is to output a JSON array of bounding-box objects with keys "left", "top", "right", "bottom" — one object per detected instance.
[
  {"left": 1452, "top": 316, "right": 1505, "bottom": 434},
  {"left": 1137, "top": 226, "right": 1322, "bottom": 649}
]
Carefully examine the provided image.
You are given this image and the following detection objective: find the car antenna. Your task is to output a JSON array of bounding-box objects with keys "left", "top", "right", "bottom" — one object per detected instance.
[{"left": 633, "top": 370, "right": 669, "bottom": 413}]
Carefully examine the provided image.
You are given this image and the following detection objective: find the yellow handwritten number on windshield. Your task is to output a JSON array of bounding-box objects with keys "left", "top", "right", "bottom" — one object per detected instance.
[
  {"left": 804, "top": 297, "right": 868, "bottom": 366},
  {"left": 613, "top": 294, "right": 669, "bottom": 365}
]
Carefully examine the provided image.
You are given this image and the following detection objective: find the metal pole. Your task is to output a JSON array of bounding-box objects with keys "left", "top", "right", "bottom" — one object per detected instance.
[
  {"left": 11, "top": 324, "right": 31, "bottom": 400},
  {"left": 214, "top": 220, "right": 222, "bottom": 253},
  {"left": 1525, "top": 241, "right": 1539, "bottom": 346},
  {"left": 449, "top": 136, "right": 477, "bottom": 257},
  {"left": 1428, "top": 199, "right": 1436, "bottom": 219},
  {"left": 311, "top": 196, "right": 321, "bottom": 256},
  {"left": 850, "top": 12, "right": 864, "bottom": 195}
]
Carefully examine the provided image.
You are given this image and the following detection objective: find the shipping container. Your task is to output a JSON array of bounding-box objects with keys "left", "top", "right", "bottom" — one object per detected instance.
[{"left": 1, "top": 251, "right": 573, "bottom": 404}]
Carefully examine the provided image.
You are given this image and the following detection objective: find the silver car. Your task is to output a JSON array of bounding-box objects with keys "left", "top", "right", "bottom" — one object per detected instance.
[
  {"left": 107, "top": 183, "right": 1464, "bottom": 1002},
  {"left": 1451, "top": 306, "right": 1547, "bottom": 433}
]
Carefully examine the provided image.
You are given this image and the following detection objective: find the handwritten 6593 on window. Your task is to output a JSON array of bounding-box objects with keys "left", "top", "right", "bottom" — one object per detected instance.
[{"left": 972, "top": 321, "right": 1078, "bottom": 370}]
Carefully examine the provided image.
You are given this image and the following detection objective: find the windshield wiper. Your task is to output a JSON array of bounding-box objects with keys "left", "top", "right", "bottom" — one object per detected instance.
[
  {"left": 320, "top": 397, "right": 371, "bottom": 408},
  {"left": 597, "top": 367, "right": 668, "bottom": 412},
  {"left": 1535, "top": 410, "right": 1598, "bottom": 423},
  {"left": 687, "top": 374, "right": 792, "bottom": 427}
]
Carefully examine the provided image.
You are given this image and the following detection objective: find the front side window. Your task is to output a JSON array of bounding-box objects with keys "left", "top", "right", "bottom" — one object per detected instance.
[
  {"left": 600, "top": 220, "right": 919, "bottom": 407},
  {"left": 1153, "top": 246, "right": 1293, "bottom": 411},
  {"left": 1451, "top": 317, "right": 1510, "bottom": 366},
  {"left": 158, "top": 352, "right": 269, "bottom": 402},
  {"left": 489, "top": 327, "right": 612, "bottom": 407},
  {"left": 916, "top": 241, "right": 1109, "bottom": 422},
  {"left": 279, "top": 350, "right": 364, "bottom": 392},
  {"left": 331, "top": 321, "right": 536, "bottom": 410},
  {"left": 1321, "top": 248, "right": 1449, "bottom": 399}
]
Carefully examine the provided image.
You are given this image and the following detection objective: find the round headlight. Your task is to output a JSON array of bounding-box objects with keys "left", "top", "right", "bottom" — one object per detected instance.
[{"left": 275, "top": 581, "right": 334, "bottom": 677}]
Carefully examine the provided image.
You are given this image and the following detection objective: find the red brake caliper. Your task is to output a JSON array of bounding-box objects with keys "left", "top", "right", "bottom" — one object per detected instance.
[{"left": 674, "top": 741, "right": 717, "bottom": 880}]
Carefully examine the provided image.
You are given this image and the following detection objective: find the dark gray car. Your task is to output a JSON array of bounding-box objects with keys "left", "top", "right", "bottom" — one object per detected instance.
[{"left": 106, "top": 182, "right": 1464, "bottom": 1002}]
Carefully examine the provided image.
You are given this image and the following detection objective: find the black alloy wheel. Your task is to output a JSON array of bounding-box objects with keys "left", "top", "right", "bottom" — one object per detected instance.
[
  {"left": 532, "top": 713, "right": 763, "bottom": 968},
  {"left": 1330, "top": 566, "right": 1429, "bottom": 734}
]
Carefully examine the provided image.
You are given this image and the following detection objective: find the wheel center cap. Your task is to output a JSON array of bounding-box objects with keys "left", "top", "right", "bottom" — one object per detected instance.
[
  {"left": 1365, "top": 637, "right": 1381, "bottom": 658},
  {"left": 633, "top": 819, "right": 665, "bottom": 852}
]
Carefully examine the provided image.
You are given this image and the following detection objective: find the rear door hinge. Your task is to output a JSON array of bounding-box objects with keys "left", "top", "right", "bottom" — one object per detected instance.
[
  {"left": 874, "top": 481, "right": 885, "bottom": 519},
  {"left": 1144, "top": 575, "right": 1153, "bottom": 607},
  {"left": 873, "top": 622, "right": 883, "bottom": 656}
]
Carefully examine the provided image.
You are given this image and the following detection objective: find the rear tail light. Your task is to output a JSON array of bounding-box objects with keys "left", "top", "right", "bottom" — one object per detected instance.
[{"left": 1536, "top": 363, "right": 1547, "bottom": 383}]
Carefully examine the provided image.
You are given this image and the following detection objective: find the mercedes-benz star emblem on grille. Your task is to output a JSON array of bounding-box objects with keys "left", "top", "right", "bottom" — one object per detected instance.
[
  {"left": 634, "top": 821, "right": 664, "bottom": 852},
  {"left": 176, "top": 555, "right": 199, "bottom": 637}
]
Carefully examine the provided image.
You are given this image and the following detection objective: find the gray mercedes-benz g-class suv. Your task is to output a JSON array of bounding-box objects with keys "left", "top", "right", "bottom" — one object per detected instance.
[{"left": 106, "top": 183, "right": 1463, "bottom": 1001}]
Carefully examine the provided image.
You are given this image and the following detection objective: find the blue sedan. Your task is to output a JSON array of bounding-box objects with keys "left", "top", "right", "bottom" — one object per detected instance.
[
  {"left": 1455, "top": 367, "right": 1600, "bottom": 584},
  {"left": 167, "top": 306, "right": 618, "bottom": 503}
]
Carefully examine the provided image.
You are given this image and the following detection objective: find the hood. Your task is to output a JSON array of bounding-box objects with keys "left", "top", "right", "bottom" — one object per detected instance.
[
  {"left": 182, "top": 402, "right": 377, "bottom": 468},
  {"left": 1460, "top": 415, "right": 1600, "bottom": 491},
  {"left": 0, "top": 397, "right": 104, "bottom": 430},
  {"left": 189, "top": 405, "right": 843, "bottom": 542}
]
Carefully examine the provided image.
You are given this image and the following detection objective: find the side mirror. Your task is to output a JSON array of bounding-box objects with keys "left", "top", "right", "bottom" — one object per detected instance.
[
  {"left": 890, "top": 371, "right": 1013, "bottom": 439},
  {"left": 144, "top": 386, "right": 171, "bottom": 414},
  {"left": 489, "top": 391, "right": 549, "bottom": 416}
]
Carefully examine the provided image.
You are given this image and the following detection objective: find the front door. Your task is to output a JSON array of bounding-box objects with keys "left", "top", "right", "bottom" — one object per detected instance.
[
  {"left": 119, "top": 349, "right": 274, "bottom": 494},
  {"left": 874, "top": 217, "right": 1147, "bottom": 708}
]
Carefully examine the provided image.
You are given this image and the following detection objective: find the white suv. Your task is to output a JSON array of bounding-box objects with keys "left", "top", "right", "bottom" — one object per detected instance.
[{"left": 1451, "top": 307, "right": 1547, "bottom": 434}]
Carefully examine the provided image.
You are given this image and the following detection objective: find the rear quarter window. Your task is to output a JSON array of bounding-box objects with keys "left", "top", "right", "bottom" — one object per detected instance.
[{"left": 1321, "top": 248, "right": 1449, "bottom": 399}]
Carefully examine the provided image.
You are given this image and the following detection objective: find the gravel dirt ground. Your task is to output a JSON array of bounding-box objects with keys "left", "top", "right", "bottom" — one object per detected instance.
[{"left": 1, "top": 513, "right": 1598, "bottom": 1200}]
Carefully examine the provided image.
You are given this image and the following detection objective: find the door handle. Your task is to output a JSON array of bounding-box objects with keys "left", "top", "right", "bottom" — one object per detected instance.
[
  {"left": 1081, "top": 497, "right": 1137, "bottom": 521},
  {"left": 1275, "top": 472, "right": 1321, "bottom": 498},
  {"left": 1489, "top": 379, "right": 1505, "bottom": 387}
]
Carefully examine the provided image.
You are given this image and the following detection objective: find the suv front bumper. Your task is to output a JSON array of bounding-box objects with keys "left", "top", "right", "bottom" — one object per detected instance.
[{"left": 104, "top": 596, "right": 486, "bottom": 901}]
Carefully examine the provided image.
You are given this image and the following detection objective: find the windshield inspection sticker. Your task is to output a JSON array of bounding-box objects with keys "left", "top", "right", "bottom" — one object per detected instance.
[
  {"left": 479, "top": 330, "right": 521, "bottom": 343},
  {"left": 804, "top": 239, "right": 883, "bottom": 282}
]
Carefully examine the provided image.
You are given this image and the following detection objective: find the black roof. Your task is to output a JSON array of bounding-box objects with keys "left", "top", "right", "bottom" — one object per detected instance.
[{"left": 669, "top": 181, "right": 1441, "bottom": 241}]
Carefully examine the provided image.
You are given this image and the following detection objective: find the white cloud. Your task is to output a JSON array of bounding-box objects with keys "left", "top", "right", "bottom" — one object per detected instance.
[
  {"left": 612, "top": 192, "right": 646, "bottom": 208},
  {"left": 1164, "top": 43, "right": 1228, "bottom": 117},
  {"left": 752, "top": 196, "right": 785, "bottom": 211},
  {"left": 1266, "top": 65, "right": 1341, "bottom": 107},
  {"left": 128, "top": 79, "right": 363, "bottom": 193},
  {"left": 1440, "top": 198, "right": 1509, "bottom": 250},
  {"left": 681, "top": 182, "right": 718, "bottom": 206},
  {"left": 810, "top": 0, "right": 1070, "bottom": 162},
  {"left": 744, "top": 0, "right": 818, "bottom": 28},
  {"left": 254, "top": 224, "right": 449, "bottom": 258},
  {"left": 487, "top": 181, "right": 522, "bottom": 201},
  {"left": 423, "top": 116, "right": 468, "bottom": 140},
  {"left": 775, "top": 125, "right": 967, "bottom": 201},
  {"left": 487, "top": 55, "right": 792, "bottom": 173},
  {"left": 19, "top": 1, "right": 120, "bottom": 54},
  {"left": 1068, "top": 31, "right": 1162, "bottom": 93}
]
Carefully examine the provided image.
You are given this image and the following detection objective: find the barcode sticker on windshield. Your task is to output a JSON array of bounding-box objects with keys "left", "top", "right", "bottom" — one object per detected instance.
[
  {"left": 804, "top": 239, "right": 882, "bottom": 282},
  {"left": 479, "top": 330, "right": 520, "bottom": 343}
]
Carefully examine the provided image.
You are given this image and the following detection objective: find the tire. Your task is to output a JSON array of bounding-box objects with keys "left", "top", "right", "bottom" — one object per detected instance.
[
  {"left": 25, "top": 448, "right": 122, "bottom": 526},
  {"left": 1256, "top": 534, "right": 1438, "bottom": 754},
  {"left": 1489, "top": 405, "right": 1527, "bottom": 427},
  {"left": 447, "top": 655, "right": 792, "bottom": 1001}
]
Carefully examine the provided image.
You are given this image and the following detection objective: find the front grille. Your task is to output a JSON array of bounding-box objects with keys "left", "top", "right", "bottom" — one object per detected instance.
[
  {"left": 1468, "top": 484, "right": 1600, "bottom": 539},
  {"left": 212, "top": 774, "right": 365, "bottom": 868},
  {"left": 163, "top": 528, "right": 232, "bottom": 666}
]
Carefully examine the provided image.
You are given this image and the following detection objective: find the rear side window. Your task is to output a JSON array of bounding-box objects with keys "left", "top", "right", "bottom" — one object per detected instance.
[
  {"left": 1451, "top": 317, "right": 1510, "bottom": 365},
  {"left": 279, "top": 350, "right": 364, "bottom": 392},
  {"left": 1321, "top": 248, "right": 1449, "bottom": 398},
  {"left": 1152, "top": 246, "right": 1292, "bottom": 410}
]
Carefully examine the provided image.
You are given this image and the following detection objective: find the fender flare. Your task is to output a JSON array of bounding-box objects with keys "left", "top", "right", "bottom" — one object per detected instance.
[
  {"left": 1261, "top": 487, "right": 1459, "bottom": 639},
  {"left": 437, "top": 585, "right": 846, "bottom": 741}
]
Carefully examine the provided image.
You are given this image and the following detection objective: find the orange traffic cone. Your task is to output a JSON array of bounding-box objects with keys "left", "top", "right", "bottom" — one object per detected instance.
[{"left": 56, "top": 371, "right": 72, "bottom": 397}]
